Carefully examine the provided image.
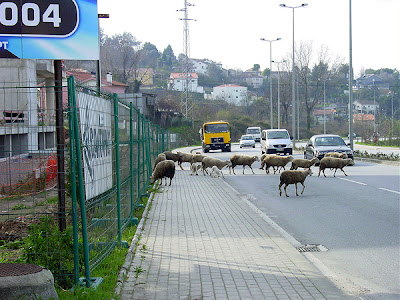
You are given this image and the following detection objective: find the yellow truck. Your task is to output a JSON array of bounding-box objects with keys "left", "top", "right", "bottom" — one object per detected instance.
[{"left": 199, "top": 121, "right": 231, "bottom": 153}]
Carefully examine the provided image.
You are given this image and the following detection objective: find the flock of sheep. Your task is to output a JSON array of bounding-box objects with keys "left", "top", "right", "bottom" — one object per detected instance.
[{"left": 151, "top": 150, "right": 355, "bottom": 197}]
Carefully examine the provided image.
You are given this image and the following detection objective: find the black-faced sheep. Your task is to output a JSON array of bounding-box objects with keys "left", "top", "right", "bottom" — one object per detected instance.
[
  {"left": 324, "top": 152, "right": 348, "bottom": 159},
  {"left": 318, "top": 157, "right": 355, "bottom": 177},
  {"left": 177, "top": 152, "right": 193, "bottom": 170},
  {"left": 201, "top": 157, "right": 231, "bottom": 178},
  {"left": 153, "top": 153, "right": 166, "bottom": 171},
  {"left": 230, "top": 154, "right": 260, "bottom": 175},
  {"left": 279, "top": 169, "right": 312, "bottom": 197},
  {"left": 151, "top": 160, "right": 176, "bottom": 186},
  {"left": 290, "top": 157, "right": 319, "bottom": 170},
  {"left": 263, "top": 155, "right": 294, "bottom": 174}
]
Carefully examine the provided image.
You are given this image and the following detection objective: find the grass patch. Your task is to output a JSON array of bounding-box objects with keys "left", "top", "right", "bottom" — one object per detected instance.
[
  {"left": 57, "top": 195, "right": 151, "bottom": 300},
  {"left": 356, "top": 141, "right": 400, "bottom": 148}
]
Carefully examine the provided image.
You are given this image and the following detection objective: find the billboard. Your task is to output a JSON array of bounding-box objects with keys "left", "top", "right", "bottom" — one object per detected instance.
[
  {"left": 78, "top": 91, "right": 112, "bottom": 200},
  {"left": 0, "top": 0, "right": 99, "bottom": 60}
]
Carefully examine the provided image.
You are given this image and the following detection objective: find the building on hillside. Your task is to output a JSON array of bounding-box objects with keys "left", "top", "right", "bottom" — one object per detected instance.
[
  {"left": 212, "top": 84, "right": 247, "bottom": 105},
  {"left": 240, "top": 69, "right": 263, "bottom": 89},
  {"left": 353, "top": 100, "right": 379, "bottom": 114},
  {"left": 167, "top": 73, "right": 204, "bottom": 93},
  {"left": 353, "top": 113, "right": 375, "bottom": 122},
  {"left": 355, "top": 74, "right": 388, "bottom": 89},
  {"left": 190, "top": 59, "right": 209, "bottom": 75},
  {"left": 313, "top": 109, "right": 336, "bottom": 123},
  {"left": 67, "top": 70, "right": 128, "bottom": 94},
  {"left": 127, "top": 68, "right": 154, "bottom": 88}
]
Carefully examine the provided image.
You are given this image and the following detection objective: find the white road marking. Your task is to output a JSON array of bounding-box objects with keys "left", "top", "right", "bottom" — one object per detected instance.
[
  {"left": 338, "top": 178, "right": 367, "bottom": 185},
  {"left": 378, "top": 188, "right": 400, "bottom": 194}
]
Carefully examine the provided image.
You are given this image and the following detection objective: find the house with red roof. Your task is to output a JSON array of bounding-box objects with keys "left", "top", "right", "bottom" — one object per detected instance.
[{"left": 167, "top": 73, "right": 204, "bottom": 93}]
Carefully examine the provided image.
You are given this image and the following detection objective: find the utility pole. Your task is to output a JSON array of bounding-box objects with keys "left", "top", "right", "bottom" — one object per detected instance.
[{"left": 178, "top": 1, "right": 196, "bottom": 123}]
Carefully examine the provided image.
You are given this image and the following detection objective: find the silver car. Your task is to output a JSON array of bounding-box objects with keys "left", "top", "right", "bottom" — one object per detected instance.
[
  {"left": 239, "top": 135, "right": 255, "bottom": 148},
  {"left": 304, "top": 134, "right": 353, "bottom": 160}
]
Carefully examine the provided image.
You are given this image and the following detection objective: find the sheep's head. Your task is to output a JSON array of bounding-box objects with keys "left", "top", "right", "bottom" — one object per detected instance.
[
  {"left": 311, "top": 157, "right": 320, "bottom": 164},
  {"left": 305, "top": 169, "right": 313, "bottom": 176},
  {"left": 224, "top": 161, "right": 232, "bottom": 168},
  {"left": 288, "top": 156, "right": 294, "bottom": 162},
  {"left": 253, "top": 156, "right": 260, "bottom": 162},
  {"left": 345, "top": 158, "right": 355, "bottom": 166}
]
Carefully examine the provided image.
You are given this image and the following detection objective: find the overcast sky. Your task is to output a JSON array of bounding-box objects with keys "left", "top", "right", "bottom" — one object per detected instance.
[{"left": 98, "top": 0, "right": 399, "bottom": 77}]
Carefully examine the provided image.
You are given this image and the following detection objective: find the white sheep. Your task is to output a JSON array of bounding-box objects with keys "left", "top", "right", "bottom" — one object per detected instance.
[
  {"left": 324, "top": 152, "right": 348, "bottom": 159},
  {"left": 279, "top": 169, "right": 313, "bottom": 197},
  {"left": 201, "top": 157, "right": 231, "bottom": 178},
  {"left": 230, "top": 154, "right": 260, "bottom": 175},
  {"left": 190, "top": 162, "right": 202, "bottom": 176},
  {"left": 290, "top": 157, "right": 319, "bottom": 170},
  {"left": 263, "top": 155, "right": 294, "bottom": 174},
  {"left": 151, "top": 160, "right": 176, "bottom": 186},
  {"left": 209, "top": 166, "right": 223, "bottom": 178},
  {"left": 153, "top": 153, "right": 166, "bottom": 171},
  {"left": 318, "top": 157, "right": 355, "bottom": 177}
]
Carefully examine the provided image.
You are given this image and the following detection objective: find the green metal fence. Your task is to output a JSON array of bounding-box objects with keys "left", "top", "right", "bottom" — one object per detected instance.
[{"left": 0, "top": 77, "right": 179, "bottom": 288}]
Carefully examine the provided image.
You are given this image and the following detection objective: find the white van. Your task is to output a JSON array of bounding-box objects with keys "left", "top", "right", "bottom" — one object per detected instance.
[
  {"left": 246, "top": 127, "right": 261, "bottom": 142},
  {"left": 261, "top": 129, "right": 293, "bottom": 155}
]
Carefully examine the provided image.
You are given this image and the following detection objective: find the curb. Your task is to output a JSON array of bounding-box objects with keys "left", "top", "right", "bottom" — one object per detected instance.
[
  {"left": 114, "top": 187, "right": 155, "bottom": 297},
  {"left": 354, "top": 156, "right": 400, "bottom": 166}
]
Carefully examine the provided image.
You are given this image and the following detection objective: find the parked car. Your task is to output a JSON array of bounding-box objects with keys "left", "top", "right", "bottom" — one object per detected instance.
[
  {"left": 304, "top": 134, "right": 353, "bottom": 161},
  {"left": 239, "top": 135, "right": 255, "bottom": 148}
]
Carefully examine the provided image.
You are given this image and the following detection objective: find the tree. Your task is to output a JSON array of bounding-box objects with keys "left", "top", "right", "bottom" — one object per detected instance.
[
  {"left": 252, "top": 64, "right": 260, "bottom": 71},
  {"left": 102, "top": 32, "right": 142, "bottom": 83},
  {"left": 140, "top": 42, "right": 160, "bottom": 68},
  {"left": 159, "top": 45, "right": 177, "bottom": 69}
]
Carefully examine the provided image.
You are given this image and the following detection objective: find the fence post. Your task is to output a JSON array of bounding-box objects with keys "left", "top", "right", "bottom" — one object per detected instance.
[
  {"left": 67, "top": 76, "right": 80, "bottom": 286},
  {"left": 137, "top": 111, "right": 142, "bottom": 205},
  {"left": 70, "top": 78, "right": 91, "bottom": 287},
  {"left": 113, "top": 94, "right": 122, "bottom": 244},
  {"left": 129, "top": 102, "right": 138, "bottom": 224}
]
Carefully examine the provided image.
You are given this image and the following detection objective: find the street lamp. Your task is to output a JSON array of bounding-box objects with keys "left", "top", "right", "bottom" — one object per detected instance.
[
  {"left": 261, "top": 37, "right": 281, "bottom": 129},
  {"left": 97, "top": 13, "right": 110, "bottom": 91},
  {"left": 348, "top": 0, "right": 354, "bottom": 150},
  {"left": 272, "top": 60, "right": 286, "bottom": 129},
  {"left": 323, "top": 78, "right": 330, "bottom": 134},
  {"left": 280, "top": 3, "right": 307, "bottom": 147},
  {"left": 373, "top": 79, "right": 376, "bottom": 133}
]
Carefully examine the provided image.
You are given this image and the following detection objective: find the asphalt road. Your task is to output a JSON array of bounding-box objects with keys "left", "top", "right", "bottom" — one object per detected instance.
[{"left": 201, "top": 143, "right": 400, "bottom": 299}]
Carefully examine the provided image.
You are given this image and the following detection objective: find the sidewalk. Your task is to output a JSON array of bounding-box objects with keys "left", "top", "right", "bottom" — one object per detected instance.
[{"left": 120, "top": 169, "right": 353, "bottom": 300}]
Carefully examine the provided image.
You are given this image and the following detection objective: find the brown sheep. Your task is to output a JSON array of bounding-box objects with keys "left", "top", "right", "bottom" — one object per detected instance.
[
  {"left": 318, "top": 157, "right": 355, "bottom": 177},
  {"left": 230, "top": 154, "right": 260, "bottom": 175},
  {"left": 151, "top": 160, "right": 175, "bottom": 186},
  {"left": 279, "top": 169, "right": 313, "bottom": 197}
]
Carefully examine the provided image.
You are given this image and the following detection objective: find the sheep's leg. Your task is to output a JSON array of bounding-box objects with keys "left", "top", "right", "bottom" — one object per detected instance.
[
  {"left": 333, "top": 168, "right": 337, "bottom": 177},
  {"left": 169, "top": 177, "right": 172, "bottom": 186},
  {"left": 323, "top": 168, "right": 327, "bottom": 177},
  {"left": 250, "top": 165, "right": 255, "bottom": 174},
  {"left": 318, "top": 168, "right": 321, "bottom": 177},
  {"left": 179, "top": 162, "right": 184, "bottom": 170},
  {"left": 295, "top": 183, "right": 299, "bottom": 196},
  {"left": 284, "top": 184, "right": 289, "bottom": 197},
  {"left": 259, "top": 161, "right": 264, "bottom": 169},
  {"left": 232, "top": 166, "right": 236, "bottom": 175},
  {"left": 341, "top": 168, "right": 348, "bottom": 176},
  {"left": 273, "top": 166, "right": 278, "bottom": 174},
  {"left": 300, "top": 182, "right": 305, "bottom": 195},
  {"left": 279, "top": 182, "right": 283, "bottom": 196},
  {"left": 242, "top": 165, "right": 245, "bottom": 175}
]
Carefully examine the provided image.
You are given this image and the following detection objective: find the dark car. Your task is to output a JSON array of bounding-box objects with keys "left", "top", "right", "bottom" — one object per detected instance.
[{"left": 304, "top": 134, "right": 353, "bottom": 161}]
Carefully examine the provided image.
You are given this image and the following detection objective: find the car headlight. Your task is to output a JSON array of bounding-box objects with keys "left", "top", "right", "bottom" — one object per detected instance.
[
  {"left": 346, "top": 150, "right": 353, "bottom": 154},
  {"left": 288, "top": 143, "right": 293, "bottom": 147}
]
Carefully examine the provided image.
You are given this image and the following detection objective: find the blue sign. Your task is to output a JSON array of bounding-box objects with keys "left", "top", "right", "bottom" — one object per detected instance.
[{"left": 0, "top": 0, "right": 98, "bottom": 60}]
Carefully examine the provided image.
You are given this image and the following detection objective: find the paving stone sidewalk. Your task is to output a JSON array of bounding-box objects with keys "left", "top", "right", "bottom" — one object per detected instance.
[{"left": 120, "top": 170, "right": 352, "bottom": 300}]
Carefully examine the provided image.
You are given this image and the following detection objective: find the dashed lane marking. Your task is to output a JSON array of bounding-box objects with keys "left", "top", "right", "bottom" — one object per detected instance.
[
  {"left": 338, "top": 178, "right": 367, "bottom": 185},
  {"left": 378, "top": 188, "right": 400, "bottom": 195}
]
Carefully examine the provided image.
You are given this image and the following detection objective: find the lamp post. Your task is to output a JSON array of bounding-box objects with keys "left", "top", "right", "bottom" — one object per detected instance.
[
  {"left": 280, "top": 3, "right": 307, "bottom": 147},
  {"left": 261, "top": 37, "right": 281, "bottom": 129},
  {"left": 348, "top": 0, "right": 354, "bottom": 149},
  {"left": 373, "top": 79, "right": 376, "bottom": 133},
  {"left": 272, "top": 60, "right": 286, "bottom": 129}
]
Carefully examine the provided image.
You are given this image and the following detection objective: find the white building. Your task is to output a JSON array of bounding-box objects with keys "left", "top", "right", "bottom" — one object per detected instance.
[
  {"left": 240, "top": 69, "right": 264, "bottom": 89},
  {"left": 168, "top": 73, "right": 204, "bottom": 93},
  {"left": 354, "top": 100, "right": 379, "bottom": 114},
  {"left": 212, "top": 84, "right": 247, "bottom": 105},
  {"left": 190, "top": 59, "right": 209, "bottom": 75}
]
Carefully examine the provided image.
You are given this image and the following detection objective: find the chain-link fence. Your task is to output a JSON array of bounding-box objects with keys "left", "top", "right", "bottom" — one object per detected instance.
[{"left": 0, "top": 77, "right": 179, "bottom": 288}]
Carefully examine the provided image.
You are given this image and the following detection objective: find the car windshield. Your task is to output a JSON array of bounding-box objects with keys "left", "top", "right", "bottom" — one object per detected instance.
[
  {"left": 241, "top": 135, "right": 253, "bottom": 140},
  {"left": 314, "top": 136, "right": 346, "bottom": 146},
  {"left": 247, "top": 128, "right": 260, "bottom": 134},
  {"left": 267, "top": 131, "right": 289, "bottom": 139},
  {"left": 204, "top": 123, "right": 229, "bottom": 133}
]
